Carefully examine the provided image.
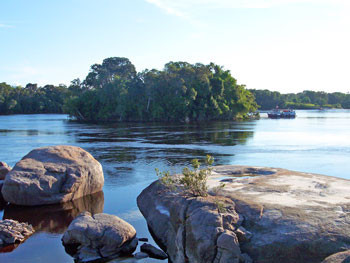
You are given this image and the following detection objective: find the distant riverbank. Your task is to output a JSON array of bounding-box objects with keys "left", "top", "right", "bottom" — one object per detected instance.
[{"left": 250, "top": 89, "right": 350, "bottom": 110}]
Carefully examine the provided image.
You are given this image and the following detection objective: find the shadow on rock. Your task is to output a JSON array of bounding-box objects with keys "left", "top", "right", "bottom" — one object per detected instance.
[{"left": 2, "top": 191, "right": 104, "bottom": 234}]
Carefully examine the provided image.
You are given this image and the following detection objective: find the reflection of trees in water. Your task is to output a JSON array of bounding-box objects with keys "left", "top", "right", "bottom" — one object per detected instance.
[
  {"left": 71, "top": 121, "right": 255, "bottom": 147},
  {"left": 143, "top": 148, "right": 234, "bottom": 166},
  {"left": 2, "top": 191, "right": 104, "bottom": 234},
  {"left": 63, "top": 121, "right": 256, "bottom": 185}
]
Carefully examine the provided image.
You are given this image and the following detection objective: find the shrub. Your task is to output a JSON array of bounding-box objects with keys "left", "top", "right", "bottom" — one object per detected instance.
[{"left": 156, "top": 155, "right": 214, "bottom": 197}]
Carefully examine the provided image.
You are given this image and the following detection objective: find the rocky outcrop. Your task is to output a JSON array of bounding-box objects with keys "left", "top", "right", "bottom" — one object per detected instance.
[
  {"left": 62, "top": 212, "right": 138, "bottom": 262},
  {"left": 137, "top": 181, "right": 250, "bottom": 263},
  {"left": 3, "top": 191, "right": 104, "bottom": 233},
  {"left": 1, "top": 146, "right": 104, "bottom": 205},
  {"left": 0, "top": 162, "right": 11, "bottom": 180},
  {"left": 138, "top": 165, "right": 350, "bottom": 263},
  {"left": 322, "top": 250, "right": 350, "bottom": 263},
  {"left": 0, "top": 219, "right": 34, "bottom": 247},
  {"left": 208, "top": 166, "right": 350, "bottom": 263}
]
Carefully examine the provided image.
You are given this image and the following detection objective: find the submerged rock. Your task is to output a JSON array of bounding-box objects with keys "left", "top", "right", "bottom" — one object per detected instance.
[
  {"left": 0, "top": 219, "right": 34, "bottom": 247},
  {"left": 62, "top": 212, "right": 138, "bottom": 262},
  {"left": 0, "top": 162, "right": 11, "bottom": 180},
  {"left": 1, "top": 145, "right": 104, "bottom": 205},
  {"left": 134, "top": 251, "right": 149, "bottom": 259}
]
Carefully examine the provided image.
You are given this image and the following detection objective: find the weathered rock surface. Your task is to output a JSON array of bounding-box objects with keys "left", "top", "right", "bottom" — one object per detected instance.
[
  {"left": 208, "top": 165, "right": 350, "bottom": 263},
  {"left": 3, "top": 191, "right": 104, "bottom": 233},
  {"left": 137, "top": 181, "right": 247, "bottom": 263},
  {"left": 1, "top": 145, "right": 104, "bottom": 205},
  {"left": 62, "top": 212, "right": 137, "bottom": 262},
  {"left": 0, "top": 219, "right": 34, "bottom": 247},
  {"left": 140, "top": 243, "right": 168, "bottom": 259},
  {"left": 0, "top": 161, "right": 11, "bottom": 180},
  {"left": 138, "top": 165, "right": 350, "bottom": 263},
  {"left": 322, "top": 250, "right": 350, "bottom": 263}
]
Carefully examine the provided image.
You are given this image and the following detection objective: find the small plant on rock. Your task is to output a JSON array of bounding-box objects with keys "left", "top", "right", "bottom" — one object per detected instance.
[
  {"left": 156, "top": 155, "right": 214, "bottom": 197},
  {"left": 214, "top": 199, "right": 227, "bottom": 213},
  {"left": 155, "top": 168, "right": 176, "bottom": 191}
]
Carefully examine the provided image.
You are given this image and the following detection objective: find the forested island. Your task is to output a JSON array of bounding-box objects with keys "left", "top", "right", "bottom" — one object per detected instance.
[{"left": 1, "top": 57, "right": 349, "bottom": 121}]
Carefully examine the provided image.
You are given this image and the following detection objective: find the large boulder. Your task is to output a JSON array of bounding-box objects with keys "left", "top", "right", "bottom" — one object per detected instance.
[
  {"left": 0, "top": 219, "right": 34, "bottom": 247},
  {"left": 137, "top": 181, "right": 250, "bottom": 263},
  {"left": 138, "top": 165, "right": 350, "bottom": 263},
  {"left": 208, "top": 166, "right": 350, "bottom": 263},
  {"left": 62, "top": 212, "right": 138, "bottom": 262},
  {"left": 0, "top": 161, "right": 11, "bottom": 180},
  {"left": 1, "top": 146, "right": 104, "bottom": 205}
]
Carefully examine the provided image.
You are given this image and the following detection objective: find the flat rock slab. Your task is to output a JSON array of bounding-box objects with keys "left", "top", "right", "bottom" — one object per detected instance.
[
  {"left": 62, "top": 212, "right": 138, "bottom": 262},
  {"left": 1, "top": 145, "right": 104, "bottom": 205},
  {"left": 208, "top": 165, "right": 350, "bottom": 263},
  {"left": 0, "top": 219, "right": 34, "bottom": 247}
]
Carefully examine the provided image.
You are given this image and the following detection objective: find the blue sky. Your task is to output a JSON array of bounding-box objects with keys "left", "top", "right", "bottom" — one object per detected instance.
[{"left": 1, "top": 0, "right": 349, "bottom": 93}]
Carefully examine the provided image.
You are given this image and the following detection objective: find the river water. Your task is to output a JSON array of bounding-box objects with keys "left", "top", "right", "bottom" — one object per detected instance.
[{"left": 0, "top": 110, "right": 349, "bottom": 262}]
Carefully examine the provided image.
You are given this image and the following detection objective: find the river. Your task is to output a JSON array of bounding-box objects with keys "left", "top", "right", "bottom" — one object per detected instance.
[{"left": 0, "top": 110, "right": 349, "bottom": 262}]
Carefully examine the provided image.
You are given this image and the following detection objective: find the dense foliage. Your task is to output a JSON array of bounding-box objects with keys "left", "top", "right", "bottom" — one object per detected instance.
[
  {"left": 0, "top": 82, "right": 71, "bottom": 114},
  {"left": 250, "top": 89, "right": 350, "bottom": 110},
  {"left": 2, "top": 57, "right": 349, "bottom": 118},
  {"left": 64, "top": 57, "right": 258, "bottom": 122}
]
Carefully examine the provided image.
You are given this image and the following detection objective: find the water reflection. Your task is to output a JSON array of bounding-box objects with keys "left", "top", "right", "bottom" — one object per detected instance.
[
  {"left": 73, "top": 121, "right": 255, "bottom": 147},
  {"left": 2, "top": 191, "right": 104, "bottom": 234}
]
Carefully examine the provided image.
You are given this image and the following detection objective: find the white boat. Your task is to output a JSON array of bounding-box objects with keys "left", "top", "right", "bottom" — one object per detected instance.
[{"left": 268, "top": 108, "right": 296, "bottom": 119}]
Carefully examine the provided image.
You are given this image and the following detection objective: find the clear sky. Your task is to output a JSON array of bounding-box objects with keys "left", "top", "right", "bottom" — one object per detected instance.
[{"left": 1, "top": 0, "right": 349, "bottom": 93}]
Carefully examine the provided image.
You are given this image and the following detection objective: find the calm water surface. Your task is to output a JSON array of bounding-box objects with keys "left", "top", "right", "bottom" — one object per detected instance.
[{"left": 0, "top": 110, "right": 349, "bottom": 262}]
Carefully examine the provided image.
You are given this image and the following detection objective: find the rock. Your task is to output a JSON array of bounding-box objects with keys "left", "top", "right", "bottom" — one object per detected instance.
[
  {"left": 207, "top": 165, "right": 350, "bottom": 263},
  {"left": 0, "top": 161, "right": 11, "bottom": 180},
  {"left": 138, "top": 237, "right": 148, "bottom": 242},
  {"left": 0, "top": 219, "right": 34, "bottom": 247},
  {"left": 62, "top": 212, "right": 137, "bottom": 262},
  {"left": 214, "top": 230, "right": 241, "bottom": 263},
  {"left": 3, "top": 191, "right": 104, "bottom": 233},
  {"left": 241, "top": 253, "right": 253, "bottom": 263},
  {"left": 322, "top": 250, "right": 350, "bottom": 263},
  {"left": 0, "top": 181, "right": 5, "bottom": 207},
  {"left": 138, "top": 165, "right": 350, "bottom": 263},
  {"left": 137, "top": 181, "right": 244, "bottom": 263},
  {"left": 134, "top": 251, "right": 149, "bottom": 259},
  {"left": 140, "top": 243, "right": 168, "bottom": 260},
  {"left": 234, "top": 226, "right": 252, "bottom": 243},
  {"left": 1, "top": 145, "right": 104, "bottom": 205}
]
